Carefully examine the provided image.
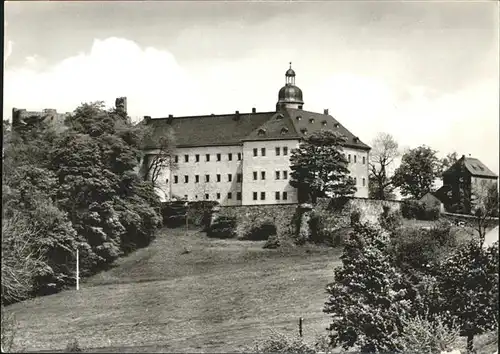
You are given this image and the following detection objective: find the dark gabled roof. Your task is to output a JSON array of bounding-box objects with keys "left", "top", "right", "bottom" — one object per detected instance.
[
  {"left": 284, "top": 108, "right": 371, "bottom": 150},
  {"left": 144, "top": 108, "right": 371, "bottom": 151},
  {"left": 443, "top": 156, "right": 498, "bottom": 179},
  {"left": 143, "top": 111, "right": 275, "bottom": 148}
]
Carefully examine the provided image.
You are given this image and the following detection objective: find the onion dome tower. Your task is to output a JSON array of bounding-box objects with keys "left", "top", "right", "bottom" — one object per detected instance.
[{"left": 276, "top": 62, "right": 304, "bottom": 111}]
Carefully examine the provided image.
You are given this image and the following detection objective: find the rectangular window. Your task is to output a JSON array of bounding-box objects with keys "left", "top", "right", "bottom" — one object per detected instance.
[
  {"left": 354, "top": 155, "right": 357, "bottom": 163},
  {"left": 195, "top": 175, "right": 199, "bottom": 183},
  {"left": 237, "top": 192, "right": 242, "bottom": 200},
  {"left": 216, "top": 193, "right": 221, "bottom": 199},
  {"left": 228, "top": 192, "right": 232, "bottom": 199},
  {"left": 184, "top": 175, "right": 189, "bottom": 183},
  {"left": 228, "top": 174, "right": 232, "bottom": 182},
  {"left": 260, "top": 192, "right": 266, "bottom": 200},
  {"left": 283, "top": 171, "right": 288, "bottom": 179},
  {"left": 216, "top": 174, "right": 221, "bottom": 182},
  {"left": 195, "top": 154, "right": 200, "bottom": 162},
  {"left": 362, "top": 178, "right": 366, "bottom": 187},
  {"left": 275, "top": 191, "right": 280, "bottom": 200},
  {"left": 275, "top": 147, "right": 280, "bottom": 156},
  {"left": 205, "top": 193, "right": 209, "bottom": 200},
  {"left": 174, "top": 175, "right": 178, "bottom": 184},
  {"left": 238, "top": 153, "right": 242, "bottom": 161},
  {"left": 261, "top": 148, "right": 266, "bottom": 156},
  {"left": 174, "top": 155, "right": 179, "bottom": 163},
  {"left": 253, "top": 192, "right": 258, "bottom": 200},
  {"left": 275, "top": 171, "right": 280, "bottom": 180},
  {"left": 253, "top": 148, "right": 258, "bottom": 157},
  {"left": 237, "top": 173, "right": 242, "bottom": 183},
  {"left": 217, "top": 153, "right": 221, "bottom": 161},
  {"left": 261, "top": 171, "right": 266, "bottom": 180},
  {"left": 184, "top": 194, "right": 188, "bottom": 200},
  {"left": 283, "top": 147, "right": 288, "bottom": 155},
  {"left": 205, "top": 174, "right": 210, "bottom": 182},
  {"left": 348, "top": 154, "right": 351, "bottom": 163},
  {"left": 354, "top": 177, "right": 357, "bottom": 185},
  {"left": 228, "top": 153, "right": 233, "bottom": 161},
  {"left": 206, "top": 154, "right": 210, "bottom": 162},
  {"left": 362, "top": 156, "right": 366, "bottom": 164},
  {"left": 282, "top": 192, "right": 288, "bottom": 200},
  {"left": 184, "top": 154, "right": 189, "bottom": 163},
  {"left": 253, "top": 171, "right": 258, "bottom": 180}
]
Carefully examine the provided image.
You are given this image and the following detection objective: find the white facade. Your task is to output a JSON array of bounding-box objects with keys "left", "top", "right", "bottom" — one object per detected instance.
[
  {"left": 242, "top": 139, "right": 300, "bottom": 205},
  {"left": 145, "top": 140, "right": 369, "bottom": 205}
]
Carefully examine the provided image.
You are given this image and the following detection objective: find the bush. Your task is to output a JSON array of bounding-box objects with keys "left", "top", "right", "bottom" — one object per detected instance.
[
  {"left": 396, "top": 314, "right": 460, "bottom": 354},
  {"left": 378, "top": 205, "right": 403, "bottom": 232},
  {"left": 186, "top": 201, "right": 218, "bottom": 230},
  {"left": 389, "top": 225, "right": 456, "bottom": 272},
  {"left": 244, "top": 220, "right": 277, "bottom": 241},
  {"left": 402, "top": 200, "right": 440, "bottom": 221},
  {"left": 350, "top": 209, "right": 361, "bottom": 226},
  {"left": 66, "top": 338, "right": 83, "bottom": 352},
  {"left": 1, "top": 307, "right": 16, "bottom": 353},
  {"left": 253, "top": 331, "right": 317, "bottom": 354},
  {"left": 207, "top": 216, "right": 237, "bottom": 239},
  {"left": 308, "top": 212, "right": 345, "bottom": 247}
]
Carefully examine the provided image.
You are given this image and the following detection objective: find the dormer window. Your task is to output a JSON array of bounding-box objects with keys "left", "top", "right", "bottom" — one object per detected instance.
[
  {"left": 276, "top": 113, "right": 284, "bottom": 120},
  {"left": 296, "top": 116, "right": 302, "bottom": 121},
  {"left": 334, "top": 123, "right": 340, "bottom": 128},
  {"left": 258, "top": 128, "right": 266, "bottom": 136},
  {"left": 301, "top": 128, "right": 308, "bottom": 135},
  {"left": 353, "top": 137, "right": 359, "bottom": 143},
  {"left": 309, "top": 118, "right": 315, "bottom": 124},
  {"left": 321, "top": 120, "right": 327, "bottom": 126},
  {"left": 281, "top": 127, "right": 289, "bottom": 135}
]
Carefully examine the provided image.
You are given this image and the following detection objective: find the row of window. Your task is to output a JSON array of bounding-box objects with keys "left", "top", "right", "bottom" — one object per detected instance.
[
  {"left": 252, "top": 191, "right": 288, "bottom": 201},
  {"left": 173, "top": 173, "right": 244, "bottom": 184},
  {"left": 347, "top": 154, "right": 366, "bottom": 164},
  {"left": 253, "top": 147, "right": 289, "bottom": 157},
  {"left": 174, "top": 153, "right": 243, "bottom": 163},
  {"left": 181, "top": 191, "right": 289, "bottom": 201},
  {"left": 252, "top": 171, "right": 288, "bottom": 180}
]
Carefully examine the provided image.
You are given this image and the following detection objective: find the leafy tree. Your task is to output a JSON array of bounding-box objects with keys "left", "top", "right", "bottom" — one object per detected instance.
[
  {"left": 290, "top": 130, "right": 356, "bottom": 204},
  {"left": 438, "top": 152, "right": 459, "bottom": 177},
  {"left": 324, "top": 223, "right": 412, "bottom": 352},
  {"left": 438, "top": 241, "right": 499, "bottom": 354},
  {"left": 471, "top": 180, "right": 499, "bottom": 243},
  {"left": 369, "top": 133, "right": 399, "bottom": 200},
  {"left": 393, "top": 145, "right": 440, "bottom": 199}
]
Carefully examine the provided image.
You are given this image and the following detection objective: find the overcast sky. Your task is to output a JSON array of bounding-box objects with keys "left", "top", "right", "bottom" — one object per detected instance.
[{"left": 4, "top": 1, "right": 499, "bottom": 173}]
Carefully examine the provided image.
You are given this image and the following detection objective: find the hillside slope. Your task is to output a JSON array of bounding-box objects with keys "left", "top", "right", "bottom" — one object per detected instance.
[{"left": 5, "top": 228, "right": 342, "bottom": 352}]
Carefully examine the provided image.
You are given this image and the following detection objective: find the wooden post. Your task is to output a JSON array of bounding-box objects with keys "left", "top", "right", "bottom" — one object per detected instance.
[
  {"left": 76, "top": 247, "right": 79, "bottom": 291},
  {"left": 299, "top": 317, "right": 303, "bottom": 337}
]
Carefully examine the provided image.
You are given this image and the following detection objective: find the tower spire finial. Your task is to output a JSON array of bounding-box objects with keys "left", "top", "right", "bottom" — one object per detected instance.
[{"left": 289, "top": 62, "right": 292, "bottom": 69}]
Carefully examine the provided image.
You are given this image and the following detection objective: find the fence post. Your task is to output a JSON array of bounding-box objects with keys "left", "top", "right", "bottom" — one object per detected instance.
[{"left": 299, "top": 317, "right": 303, "bottom": 337}]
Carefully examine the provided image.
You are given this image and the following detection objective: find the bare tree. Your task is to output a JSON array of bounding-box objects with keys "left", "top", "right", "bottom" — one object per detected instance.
[
  {"left": 369, "top": 133, "right": 400, "bottom": 200},
  {"left": 471, "top": 180, "right": 499, "bottom": 244},
  {"left": 139, "top": 124, "right": 176, "bottom": 187}
]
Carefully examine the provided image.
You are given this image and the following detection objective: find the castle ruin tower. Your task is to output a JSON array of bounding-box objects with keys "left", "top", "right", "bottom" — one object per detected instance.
[{"left": 276, "top": 62, "right": 304, "bottom": 111}]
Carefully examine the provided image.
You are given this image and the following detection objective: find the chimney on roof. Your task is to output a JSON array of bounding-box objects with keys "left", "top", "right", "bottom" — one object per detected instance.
[
  {"left": 144, "top": 115, "right": 151, "bottom": 123},
  {"left": 167, "top": 114, "right": 174, "bottom": 124},
  {"left": 234, "top": 110, "right": 240, "bottom": 121},
  {"left": 324, "top": 108, "right": 329, "bottom": 115},
  {"left": 252, "top": 107, "right": 256, "bottom": 113}
]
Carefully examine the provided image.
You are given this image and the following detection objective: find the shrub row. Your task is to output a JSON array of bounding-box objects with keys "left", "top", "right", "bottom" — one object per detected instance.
[{"left": 401, "top": 200, "right": 440, "bottom": 221}]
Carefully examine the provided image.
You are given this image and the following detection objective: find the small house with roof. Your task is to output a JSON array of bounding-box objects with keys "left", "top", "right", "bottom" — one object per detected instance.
[
  {"left": 142, "top": 64, "right": 371, "bottom": 205},
  {"left": 435, "top": 155, "right": 498, "bottom": 213}
]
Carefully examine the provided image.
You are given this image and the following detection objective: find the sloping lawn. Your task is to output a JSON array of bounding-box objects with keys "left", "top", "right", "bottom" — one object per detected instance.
[{"left": 5, "top": 228, "right": 343, "bottom": 353}]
